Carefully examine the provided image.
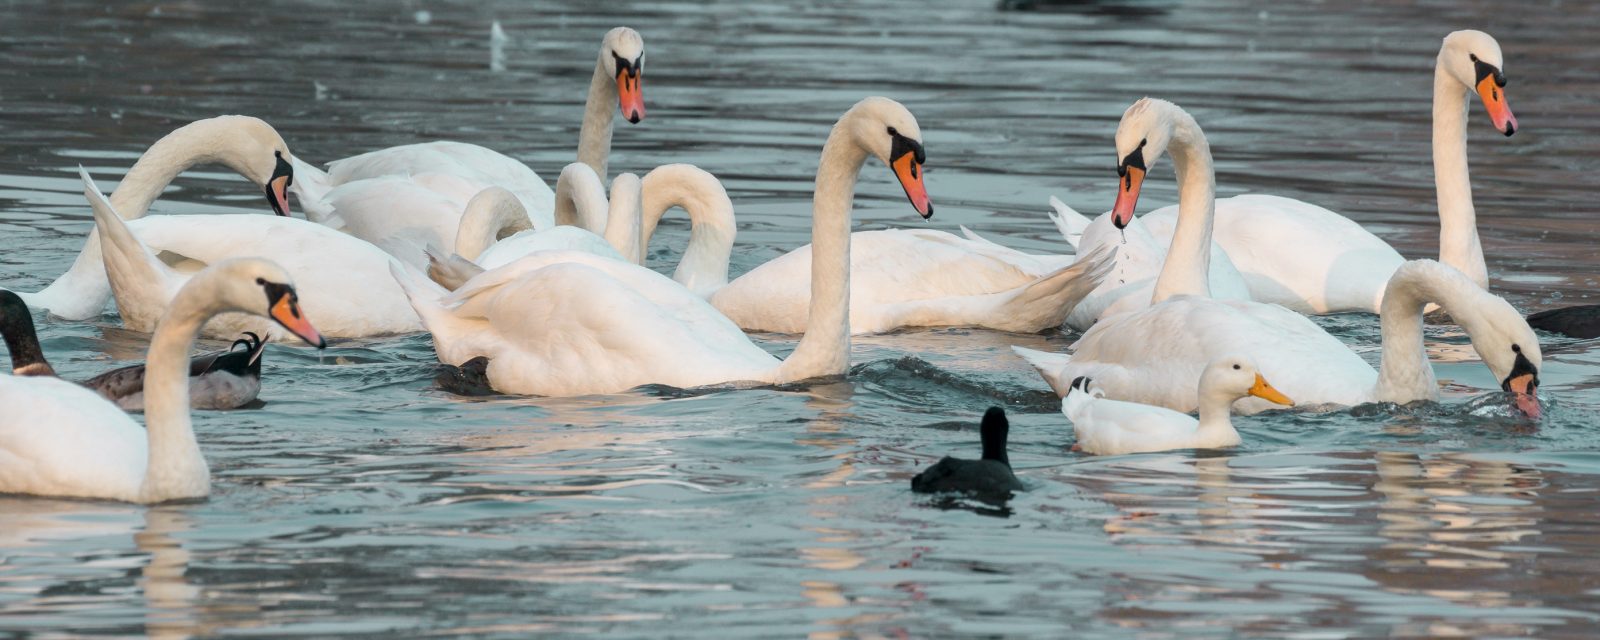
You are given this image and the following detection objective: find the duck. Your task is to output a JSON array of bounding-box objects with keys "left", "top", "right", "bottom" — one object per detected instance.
[
  {"left": 1126, "top": 30, "right": 1519, "bottom": 315},
  {"left": 6, "top": 115, "right": 296, "bottom": 321},
  {"left": 1012, "top": 98, "right": 1542, "bottom": 418},
  {"left": 391, "top": 97, "right": 932, "bottom": 396},
  {"left": 290, "top": 27, "right": 646, "bottom": 237},
  {"left": 0, "top": 257, "right": 325, "bottom": 503},
  {"left": 1, "top": 292, "right": 269, "bottom": 410},
  {"left": 1062, "top": 357, "right": 1292, "bottom": 456},
  {"left": 910, "top": 407, "right": 1025, "bottom": 497},
  {"left": 79, "top": 168, "right": 422, "bottom": 339}
]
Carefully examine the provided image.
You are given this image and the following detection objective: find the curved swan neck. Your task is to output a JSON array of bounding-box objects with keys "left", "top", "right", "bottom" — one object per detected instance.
[
  {"left": 455, "top": 188, "right": 533, "bottom": 261},
  {"left": 111, "top": 117, "right": 268, "bottom": 220},
  {"left": 576, "top": 57, "right": 619, "bottom": 181},
  {"left": 776, "top": 125, "right": 869, "bottom": 383},
  {"left": 1373, "top": 262, "right": 1487, "bottom": 402},
  {"left": 1151, "top": 112, "right": 1217, "bottom": 303},
  {"left": 139, "top": 279, "right": 213, "bottom": 502},
  {"left": 1433, "top": 61, "right": 1489, "bottom": 289},
  {"left": 641, "top": 166, "right": 736, "bottom": 296},
  {"left": 604, "top": 176, "right": 644, "bottom": 264},
  {"left": 553, "top": 164, "right": 611, "bottom": 232}
]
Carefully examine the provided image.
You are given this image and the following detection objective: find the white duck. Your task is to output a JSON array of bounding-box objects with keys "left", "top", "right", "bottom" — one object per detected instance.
[
  {"left": 0, "top": 257, "right": 324, "bottom": 503},
  {"left": 392, "top": 97, "right": 932, "bottom": 396},
  {"left": 80, "top": 169, "right": 422, "bottom": 339},
  {"left": 1013, "top": 98, "right": 1542, "bottom": 417},
  {"left": 290, "top": 26, "right": 646, "bottom": 235},
  {"left": 7, "top": 116, "right": 296, "bottom": 320},
  {"left": 1126, "top": 30, "right": 1518, "bottom": 314},
  {"left": 1062, "top": 357, "right": 1292, "bottom": 455}
]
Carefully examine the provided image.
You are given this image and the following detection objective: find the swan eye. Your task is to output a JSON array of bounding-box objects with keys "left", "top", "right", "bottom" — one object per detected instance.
[
  {"left": 1512, "top": 343, "right": 1522, "bottom": 353},
  {"left": 887, "top": 126, "right": 898, "bottom": 137},
  {"left": 255, "top": 277, "right": 266, "bottom": 286},
  {"left": 1139, "top": 138, "right": 1147, "bottom": 148},
  {"left": 1233, "top": 364, "right": 1241, "bottom": 370}
]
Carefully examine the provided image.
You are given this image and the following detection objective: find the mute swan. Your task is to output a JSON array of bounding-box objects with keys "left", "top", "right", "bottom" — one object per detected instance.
[
  {"left": 1130, "top": 30, "right": 1518, "bottom": 314},
  {"left": 80, "top": 169, "right": 422, "bottom": 339},
  {"left": 290, "top": 27, "right": 646, "bottom": 235},
  {"left": 1013, "top": 99, "right": 1542, "bottom": 417},
  {"left": 0, "top": 257, "right": 324, "bottom": 503},
  {"left": 392, "top": 97, "right": 932, "bottom": 396},
  {"left": 7, "top": 116, "right": 296, "bottom": 320},
  {"left": 1, "top": 293, "right": 269, "bottom": 410},
  {"left": 1062, "top": 357, "right": 1292, "bottom": 456},
  {"left": 910, "top": 407, "right": 1024, "bottom": 497}
]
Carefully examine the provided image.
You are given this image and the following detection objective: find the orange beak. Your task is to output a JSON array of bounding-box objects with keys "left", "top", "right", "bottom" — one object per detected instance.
[
  {"left": 266, "top": 174, "right": 292, "bottom": 217},
  {"left": 270, "top": 293, "right": 325, "bottom": 349},
  {"left": 892, "top": 153, "right": 932, "bottom": 218},
  {"left": 1506, "top": 372, "right": 1540, "bottom": 420},
  {"left": 1477, "top": 74, "right": 1517, "bottom": 137},
  {"left": 1248, "top": 373, "right": 1294, "bottom": 406},
  {"left": 1111, "top": 165, "right": 1145, "bottom": 229},
  {"left": 617, "top": 69, "right": 644, "bottom": 124}
]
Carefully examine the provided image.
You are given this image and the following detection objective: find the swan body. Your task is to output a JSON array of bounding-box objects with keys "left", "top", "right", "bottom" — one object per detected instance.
[
  {"left": 1063, "top": 357, "right": 1292, "bottom": 455},
  {"left": 396, "top": 97, "right": 933, "bottom": 396},
  {"left": 6, "top": 116, "right": 296, "bottom": 320},
  {"left": 1136, "top": 30, "right": 1517, "bottom": 314},
  {"left": 1015, "top": 99, "right": 1542, "bottom": 417},
  {"left": 289, "top": 27, "right": 647, "bottom": 239},
  {"left": 710, "top": 228, "right": 1112, "bottom": 334},
  {"left": 1051, "top": 198, "right": 1252, "bottom": 330},
  {"left": 0, "top": 258, "right": 324, "bottom": 503},
  {"left": 910, "top": 407, "right": 1024, "bottom": 496},
  {"left": 81, "top": 169, "right": 421, "bottom": 340}
]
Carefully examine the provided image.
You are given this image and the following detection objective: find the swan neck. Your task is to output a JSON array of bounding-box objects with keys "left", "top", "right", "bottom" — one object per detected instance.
[
  {"left": 111, "top": 119, "right": 247, "bottom": 220},
  {"left": 1374, "top": 267, "right": 1458, "bottom": 402},
  {"left": 455, "top": 190, "right": 533, "bottom": 261},
  {"left": 641, "top": 172, "right": 736, "bottom": 296},
  {"left": 604, "top": 185, "right": 644, "bottom": 264},
  {"left": 553, "top": 165, "right": 611, "bottom": 233},
  {"left": 1433, "top": 63, "right": 1488, "bottom": 289},
  {"left": 140, "top": 282, "right": 212, "bottom": 502},
  {"left": 1151, "top": 118, "right": 1216, "bottom": 303},
  {"left": 777, "top": 127, "right": 867, "bottom": 382},
  {"left": 576, "top": 60, "right": 618, "bottom": 181}
]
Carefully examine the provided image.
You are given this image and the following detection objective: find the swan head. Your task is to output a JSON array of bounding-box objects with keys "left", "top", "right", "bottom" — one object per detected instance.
[
  {"left": 1110, "top": 98, "right": 1181, "bottom": 228},
  {"left": 601, "top": 27, "right": 646, "bottom": 124},
  {"left": 209, "top": 258, "right": 326, "bottom": 349},
  {"left": 1202, "top": 357, "right": 1294, "bottom": 407},
  {"left": 841, "top": 96, "right": 932, "bottom": 218},
  {"left": 192, "top": 116, "right": 297, "bottom": 218},
  {"left": 1440, "top": 30, "right": 1517, "bottom": 136},
  {"left": 1458, "top": 295, "right": 1542, "bottom": 419}
]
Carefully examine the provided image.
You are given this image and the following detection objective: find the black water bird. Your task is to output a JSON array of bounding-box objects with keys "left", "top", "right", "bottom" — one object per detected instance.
[
  {"left": 1527, "top": 305, "right": 1600, "bottom": 339},
  {"left": 911, "top": 407, "right": 1026, "bottom": 497}
]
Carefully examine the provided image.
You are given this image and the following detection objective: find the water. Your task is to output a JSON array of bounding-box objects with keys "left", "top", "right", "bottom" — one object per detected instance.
[{"left": 3, "top": 0, "right": 1600, "bottom": 636}]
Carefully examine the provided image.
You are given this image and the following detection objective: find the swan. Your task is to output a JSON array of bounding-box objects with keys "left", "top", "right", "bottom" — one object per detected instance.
[
  {"left": 1127, "top": 30, "right": 1518, "bottom": 314},
  {"left": 290, "top": 27, "right": 646, "bottom": 235},
  {"left": 1062, "top": 357, "right": 1292, "bottom": 456},
  {"left": 910, "top": 407, "right": 1024, "bottom": 497},
  {"left": 79, "top": 169, "right": 422, "bottom": 339},
  {"left": 0, "top": 257, "right": 324, "bottom": 503},
  {"left": 431, "top": 163, "right": 738, "bottom": 294},
  {"left": 6, "top": 116, "right": 296, "bottom": 320},
  {"left": 391, "top": 97, "right": 932, "bottom": 396},
  {"left": 1012, "top": 98, "right": 1542, "bottom": 417},
  {"left": 2, "top": 292, "right": 269, "bottom": 410}
]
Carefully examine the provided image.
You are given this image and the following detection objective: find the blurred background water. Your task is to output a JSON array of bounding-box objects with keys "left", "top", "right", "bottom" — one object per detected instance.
[{"left": 2, "top": 0, "right": 1599, "bottom": 636}]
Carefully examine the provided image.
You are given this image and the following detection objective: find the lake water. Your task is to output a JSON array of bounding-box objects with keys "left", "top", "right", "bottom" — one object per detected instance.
[{"left": 3, "top": 0, "right": 1599, "bottom": 636}]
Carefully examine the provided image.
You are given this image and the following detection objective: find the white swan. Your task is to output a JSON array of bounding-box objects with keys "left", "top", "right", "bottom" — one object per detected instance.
[
  {"left": 80, "top": 169, "right": 421, "bottom": 340},
  {"left": 1062, "top": 357, "right": 1292, "bottom": 455},
  {"left": 6, "top": 116, "right": 296, "bottom": 320},
  {"left": 392, "top": 97, "right": 932, "bottom": 396},
  {"left": 0, "top": 257, "right": 324, "bottom": 503},
  {"left": 290, "top": 27, "right": 646, "bottom": 235},
  {"left": 1130, "top": 30, "right": 1517, "bottom": 314},
  {"left": 1013, "top": 98, "right": 1542, "bottom": 417}
]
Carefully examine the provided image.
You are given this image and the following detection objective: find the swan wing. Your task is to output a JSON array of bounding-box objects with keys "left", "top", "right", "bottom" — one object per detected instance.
[{"left": 0, "top": 376, "right": 147, "bottom": 501}]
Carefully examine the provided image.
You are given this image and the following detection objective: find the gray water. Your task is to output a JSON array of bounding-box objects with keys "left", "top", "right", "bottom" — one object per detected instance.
[{"left": 2, "top": 0, "right": 1600, "bottom": 636}]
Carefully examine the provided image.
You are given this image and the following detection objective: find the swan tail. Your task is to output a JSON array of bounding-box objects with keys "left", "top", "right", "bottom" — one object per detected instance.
[
  {"left": 425, "top": 247, "right": 486, "bottom": 291},
  {"left": 388, "top": 260, "right": 481, "bottom": 366},
  {"left": 79, "top": 168, "right": 177, "bottom": 327},
  {"left": 986, "top": 244, "right": 1115, "bottom": 333},
  {"left": 287, "top": 156, "right": 343, "bottom": 228},
  {"left": 1011, "top": 345, "right": 1075, "bottom": 397},
  {"left": 1048, "top": 196, "right": 1092, "bottom": 250}
]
